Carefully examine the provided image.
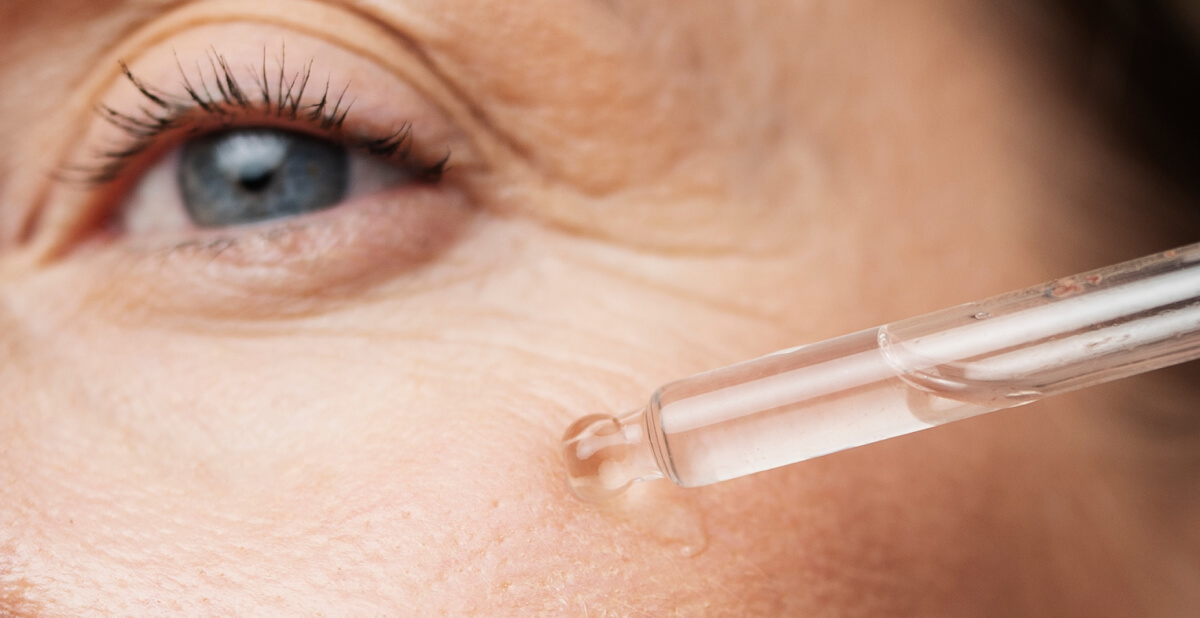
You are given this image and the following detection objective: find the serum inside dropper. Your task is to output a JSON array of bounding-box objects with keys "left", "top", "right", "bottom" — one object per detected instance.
[{"left": 561, "top": 409, "right": 663, "bottom": 501}]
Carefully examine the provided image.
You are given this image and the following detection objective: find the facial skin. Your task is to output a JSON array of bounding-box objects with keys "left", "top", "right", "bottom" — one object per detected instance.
[{"left": 2, "top": 1, "right": 1199, "bottom": 615}]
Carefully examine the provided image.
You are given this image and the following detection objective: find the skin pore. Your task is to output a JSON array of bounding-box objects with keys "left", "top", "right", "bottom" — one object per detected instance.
[{"left": 1, "top": 0, "right": 1198, "bottom": 615}]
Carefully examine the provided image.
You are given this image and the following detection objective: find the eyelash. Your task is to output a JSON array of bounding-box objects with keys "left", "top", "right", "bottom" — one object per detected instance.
[{"left": 61, "top": 47, "right": 450, "bottom": 188}]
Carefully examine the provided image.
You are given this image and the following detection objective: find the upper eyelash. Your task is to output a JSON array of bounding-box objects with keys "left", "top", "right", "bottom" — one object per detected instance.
[{"left": 59, "top": 46, "right": 449, "bottom": 186}]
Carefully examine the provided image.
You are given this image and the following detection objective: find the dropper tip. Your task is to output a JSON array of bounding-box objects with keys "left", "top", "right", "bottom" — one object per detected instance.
[{"left": 561, "top": 409, "right": 661, "bottom": 502}]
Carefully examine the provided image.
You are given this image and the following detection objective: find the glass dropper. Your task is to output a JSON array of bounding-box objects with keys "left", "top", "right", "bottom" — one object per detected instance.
[{"left": 562, "top": 242, "right": 1200, "bottom": 501}]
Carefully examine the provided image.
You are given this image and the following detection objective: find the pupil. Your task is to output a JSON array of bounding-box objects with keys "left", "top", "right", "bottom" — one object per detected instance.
[
  {"left": 178, "top": 128, "right": 349, "bottom": 227},
  {"left": 238, "top": 170, "right": 274, "bottom": 193}
]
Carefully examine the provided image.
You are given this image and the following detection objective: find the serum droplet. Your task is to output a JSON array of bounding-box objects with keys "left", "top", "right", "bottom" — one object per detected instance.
[{"left": 561, "top": 409, "right": 663, "bottom": 502}]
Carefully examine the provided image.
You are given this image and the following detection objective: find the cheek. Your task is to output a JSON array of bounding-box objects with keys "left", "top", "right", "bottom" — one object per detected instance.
[
  {"left": 1, "top": 215, "right": 799, "bottom": 611},
  {"left": 1, "top": 212, "right": 1089, "bottom": 614}
]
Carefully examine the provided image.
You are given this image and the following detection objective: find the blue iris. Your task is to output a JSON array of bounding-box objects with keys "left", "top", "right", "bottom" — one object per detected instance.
[{"left": 178, "top": 129, "right": 349, "bottom": 227}]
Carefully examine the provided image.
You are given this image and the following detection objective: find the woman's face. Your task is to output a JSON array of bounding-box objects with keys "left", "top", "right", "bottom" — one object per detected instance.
[{"left": 2, "top": 1, "right": 1198, "bottom": 614}]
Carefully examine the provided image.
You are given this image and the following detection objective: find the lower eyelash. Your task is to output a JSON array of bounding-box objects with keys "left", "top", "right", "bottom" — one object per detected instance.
[{"left": 58, "top": 45, "right": 449, "bottom": 187}]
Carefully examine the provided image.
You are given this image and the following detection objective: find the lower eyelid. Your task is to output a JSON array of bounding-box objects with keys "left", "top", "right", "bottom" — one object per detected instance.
[{"left": 88, "top": 183, "right": 475, "bottom": 323}]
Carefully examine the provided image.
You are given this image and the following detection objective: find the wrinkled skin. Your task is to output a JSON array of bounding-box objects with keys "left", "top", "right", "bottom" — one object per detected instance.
[{"left": 2, "top": 1, "right": 1199, "bottom": 615}]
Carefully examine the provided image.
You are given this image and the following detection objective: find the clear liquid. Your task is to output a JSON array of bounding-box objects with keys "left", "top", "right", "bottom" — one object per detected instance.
[
  {"left": 651, "top": 328, "right": 1016, "bottom": 487},
  {"left": 562, "top": 411, "right": 662, "bottom": 502},
  {"left": 654, "top": 372, "right": 990, "bottom": 487},
  {"left": 563, "top": 328, "right": 1024, "bottom": 499}
]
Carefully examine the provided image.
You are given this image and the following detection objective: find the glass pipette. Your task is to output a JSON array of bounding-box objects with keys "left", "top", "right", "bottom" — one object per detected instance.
[{"left": 562, "top": 242, "right": 1200, "bottom": 501}]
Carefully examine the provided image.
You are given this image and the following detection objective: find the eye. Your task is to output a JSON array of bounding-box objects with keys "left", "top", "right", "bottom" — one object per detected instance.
[
  {"left": 32, "top": 20, "right": 477, "bottom": 317},
  {"left": 122, "top": 127, "right": 414, "bottom": 233},
  {"left": 68, "top": 48, "right": 450, "bottom": 237}
]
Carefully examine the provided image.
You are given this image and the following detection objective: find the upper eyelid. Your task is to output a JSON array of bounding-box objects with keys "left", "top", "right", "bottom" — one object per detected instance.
[
  {"left": 62, "top": 48, "right": 447, "bottom": 187},
  {"left": 82, "top": 50, "right": 353, "bottom": 181}
]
